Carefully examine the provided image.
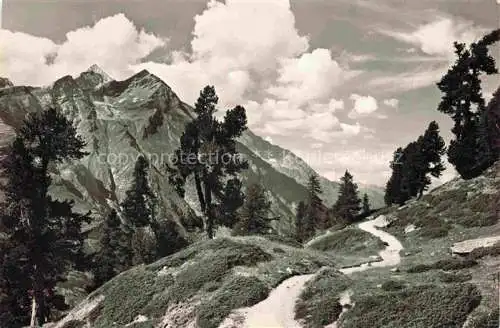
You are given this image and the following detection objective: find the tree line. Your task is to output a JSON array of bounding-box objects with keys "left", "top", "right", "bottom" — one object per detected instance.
[{"left": 294, "top": 171, "right": 371, "bottom": 243}]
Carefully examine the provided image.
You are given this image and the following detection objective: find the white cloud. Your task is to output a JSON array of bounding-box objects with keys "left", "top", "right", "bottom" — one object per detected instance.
[
  {"left": 367, "top": 66, "right": 446, "bottom": 92},
  {"left": 379, "top": 17, "right": 488, "bottom": 58},
  {"left": 267, "top": 48, "right": 344, "bottom": 107},
  {"left": 383, "top": 98, "right": 399, "bottom": 108},
  {"left": 0, "top": 14, "right": 166, "bottom": 85},
  {"left": 340, "top": 122, "right": 362, "bottom": 136},
  {"left": 348, "top": 94, "right": 378, "bottom": 118},
  {"left": 321, "top": 148, "right": 393, "bottom": 185},
  {"left": 309, "top": 98, "right": 344, "bottom": 113}
]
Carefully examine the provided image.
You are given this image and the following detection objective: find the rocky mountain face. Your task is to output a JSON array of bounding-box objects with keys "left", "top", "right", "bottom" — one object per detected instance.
[
  {"left": 0, "top": 67, "right": 384, "bottom": 239},
  {"left": 238, "top": 131, "right": 385, "bottom": 209}
]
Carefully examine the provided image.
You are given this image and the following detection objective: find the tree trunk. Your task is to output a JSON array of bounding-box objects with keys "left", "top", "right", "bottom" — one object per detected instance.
[
  {"left": 30, "top": 297, "right": 37, "bottom": 328},
  {"left": 204, "top": 177, "right": 214, "bottom": 239},
  {"left": 194, "top": 172, "right": 206, "bottom": 213}
]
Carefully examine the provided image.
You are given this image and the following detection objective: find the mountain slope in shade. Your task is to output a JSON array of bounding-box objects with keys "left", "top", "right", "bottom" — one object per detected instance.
[{"left": 239, "top": 130, "right": 385, "bottom": 209}]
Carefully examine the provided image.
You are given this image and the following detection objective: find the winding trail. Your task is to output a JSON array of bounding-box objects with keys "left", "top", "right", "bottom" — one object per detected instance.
[
  {"left": 339, "top": 215, "right": 403, "bottom": 274},
  {"left": 218, "top": 215, "right": 404, "bottom": 328}
]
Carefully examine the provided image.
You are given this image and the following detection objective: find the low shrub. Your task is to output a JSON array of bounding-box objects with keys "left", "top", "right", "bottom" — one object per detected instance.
[
  {"left": 94, "top": 268, "right": 171, "bottom": 327},
  {"left": 308, "top": 228, "right": 384, "bottom": 253},
  {"left": 196, "top": 276, "right": 269, "bottom": 328},
  {"left": 381, "top": 280, "right": 406, "bottom": 291},
  {"left": 166, "top": 241, "right": 272, "bottom": 304},
  {"left": 468, "top": 242, "right": 500, "bottom": 260},
  {"left": 438, "top": 271, "right": 472, "bottom": 283},
  {"left": 342, "top": 284, "right": 481, "bottom": 328},
  {"left": 295, "top": 268, "right": 351, "bottom": 328},
  {"left": 407, "top": 257, "right": 478, "bottom": 273}
]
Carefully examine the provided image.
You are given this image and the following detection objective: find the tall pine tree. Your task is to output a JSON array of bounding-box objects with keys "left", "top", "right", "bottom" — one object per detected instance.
[
  {"left": 415, "top": 121, "right": 446, "bottom": 198},
  {"left": 385, "top": 122, "right": 446, "bottom": 205},
  {"left": 0, "top": 108, "right": 90, "bottom": 327},
  {"left": 385, "top": 147, "right": 405, "bottom": 206},
  {"left": 91, "top": 209, "right": 131, "bottom": 289},
  {"left": 121, "top": 156, "right": 158, "bottom": 266},
  {"left": 306, "top": 174, "right": 327, "bottom": 230},
  {"left": 167, "top": 86, "right": 248, "bottom": 238},
  {"left": 437, "top": 29, "right": 499, "bottom": 179},
  {"left": 218, "top": 177, "right": 245, "bottom": 229},
  {"left": 333, "top": 170, "right": 361, "bottom": 224},
  {"left": 233, "top": 183, "right": 275, "bottom": 235},
  {"left": 362, "top": 193, "right": 370, "bottom": 216},
  {"left": 121, "top": 156, "right": 156, "bottom": 227},
  {"left": 294, "top": 201, "right": 307, "bottom": 243}
]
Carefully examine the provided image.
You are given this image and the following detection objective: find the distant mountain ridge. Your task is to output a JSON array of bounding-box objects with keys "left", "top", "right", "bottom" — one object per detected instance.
[{"left": 0, "top": 67, "right": 384, "bottom": 238}]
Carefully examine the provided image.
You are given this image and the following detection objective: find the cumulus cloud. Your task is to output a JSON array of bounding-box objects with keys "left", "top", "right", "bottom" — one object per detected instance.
[
  {"left": 0, "top": 14, "right": 166, "bottom": 85},
  {"left": 267, "top": 49, "right": 344, "bottom": 107},
  {"left": 348, "top": 94, "right": 378, "bottom": 119},
  {"left": 379, "top": 17, "right": 488, "bottom": 58},
  {"left": 383, "top": 98, "right": 399, "bottom": 108}
]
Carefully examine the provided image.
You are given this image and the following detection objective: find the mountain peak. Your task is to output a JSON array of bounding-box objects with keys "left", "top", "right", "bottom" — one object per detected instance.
[{"left": 86, "top": 64, "right": 113, "bottom": 83}]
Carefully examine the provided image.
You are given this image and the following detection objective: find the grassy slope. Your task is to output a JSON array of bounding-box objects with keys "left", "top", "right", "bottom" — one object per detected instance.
[
  {"left": 55, "top": 163, "right": 500, "bottom": 328},
  {"left": 336, "top": 162, "right": 500, "bottom": 328},
  {"left": 307, "top": 227, "right": 386, "bottom": 268},
  {"left": 56, "top": 236, "right": 337, "bottom": 328}
]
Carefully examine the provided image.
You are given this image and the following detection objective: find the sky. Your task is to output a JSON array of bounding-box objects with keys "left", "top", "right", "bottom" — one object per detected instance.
[{"left": 0, "top": 0, "right": 499, "bottom": 187}]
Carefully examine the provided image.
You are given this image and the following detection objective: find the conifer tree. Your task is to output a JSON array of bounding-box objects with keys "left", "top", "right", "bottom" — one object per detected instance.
[
  {"left": 400, "top": 141, "right": 423, "bottom": 202},
  {"left": 121, "top": 156, "right": 156, "bottom": 227},
  {"left": 121, "top": 156, "right": 158, "bottom": 265},
  {"left": 233, "top": 183, "right": 276, "bottom": 235},
  {"left": 154, "top": 220, "right": 188, "bottom": 258},
  {"left": 219, "top": 177, "right": 245, "bottom": 229},
  {"left": 385, "top": 148, "right": 405, "bottom": 206},
  {"left": 294, "top": 201, "right": 307, "bottom": 243},
  {"left": 437, "top": 29, "right": 499, "bottom": 178},
  {"left": 167, "top": 86, "right": 248, "bottom": 238},
  {"left": 91, "top": 210, "right": 131, "bottom": 288},
  {"left": 131, "top": 227, "right": 157, "bottom": 266},
  {"left": 362, "top": 193, "right": 370, "bottom": 215},
  {"left": 333, "top": 170, "right": 361, "bottom": 223},
  {"left": 306, "top": 173, "right": 327, "bottom": 229},
  {"left": 415, "top": 121, "right": 446, "bottom": 197},
  {"left": 0, "top": 108, "right": 90, "bottom": 327}
]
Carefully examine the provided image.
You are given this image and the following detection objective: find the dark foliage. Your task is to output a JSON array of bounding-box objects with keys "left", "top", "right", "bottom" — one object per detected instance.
[
  {"left": 91, "top": 210, "right": 132, "bottom": 289},
  {"left": 167, "top": 86, "right": 248, "bottom": 238},
  {"left": 437, "top": 29, "right": 499, "bottom": 178},
  {"left": 233, "top": 183, "right": 275, "bottom": 235},
  {"left": 0, "top": 108, "right": 90, "bottom": 327},
  {"left": 385, "top": 121, "right": 446, "bottom": 205},
  {"left": 333, "top": 170, "right": 361, "bottom": 224}
]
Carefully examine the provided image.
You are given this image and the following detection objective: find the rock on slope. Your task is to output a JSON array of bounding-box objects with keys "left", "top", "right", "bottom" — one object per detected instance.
[{"left": 0, "top": 66, "right": 384, "bottom": 237}]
